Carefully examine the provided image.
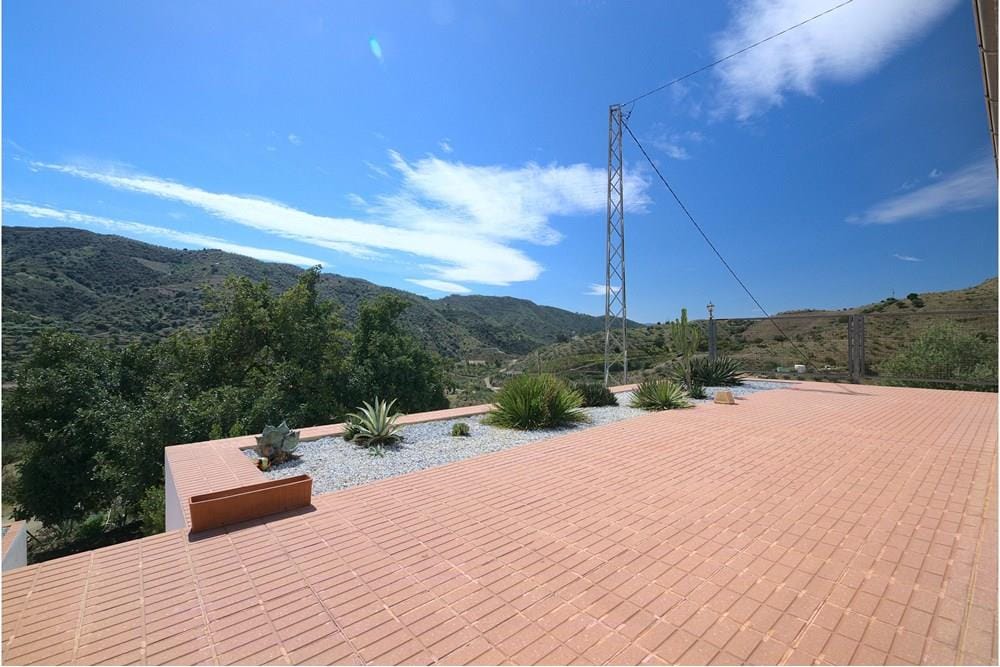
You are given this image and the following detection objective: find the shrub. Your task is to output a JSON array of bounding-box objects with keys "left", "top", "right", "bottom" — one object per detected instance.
[
  {"left": 139, "top": 486, "right": 165, "bottom": 536},
  {"left": 880, "top": 323, "right": 997, "bottom": 390},
  {"left": 342, "top": 418, "right": 360, "bottom": 442},
  {"left": 486, "top": 374, "right": 586, "bottom": 430},
  {"left": 349, "top": 398, "right": 403, "bottom": 455},
  {"left": 631, "top": 379, "right": 692, "bottom": 411},
  {"left": 571, "top": 381, "right": 618, "bottom": 407},
  {"left": 688, "top": 384, "right": 707, "bottom": 399},
  {"left": 451, "top": 422, "right": 471, "bottom": 437},
  {"left": 687, "top": 356, "right": 745, "bottom": 386}
]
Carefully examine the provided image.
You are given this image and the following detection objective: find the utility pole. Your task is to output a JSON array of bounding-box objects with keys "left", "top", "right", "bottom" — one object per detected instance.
[{"left": 604, "top": 104, "right": 627, "bottom": 386}]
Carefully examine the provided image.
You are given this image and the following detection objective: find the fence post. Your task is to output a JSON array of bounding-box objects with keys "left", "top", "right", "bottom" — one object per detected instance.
[
  {"left": 847, "top": 314, "right": 865, "bottom": 383},
  {"left": 708, "top": 319, "right": 717, "bottom": 362}
]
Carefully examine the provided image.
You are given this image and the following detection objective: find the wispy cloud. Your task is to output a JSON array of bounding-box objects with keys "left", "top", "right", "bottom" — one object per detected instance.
[
  {"left": 31, "top": 153, "right": 650, "bottom": 287},
  {"left": 288, "top": 134, "right": 302, "bottom": 146},
  {"left": 651, "top": 130, "right": 704, "bottom": 160},
  {"left": 584, "top": 282, "right": 620, "bottom": 296},
  {"left": 928, "top": 168, "right": 942, "bottom": 178},
  {"left": 406, "top": 278, "right": 470, "bottom": 294},
  {"left": 848, "top": 158, "right": 996, "bottom": 224},
  {"left": 2, "top": 202, "right": 324, "bottom": 267},
  {"left": 438, "top": 139, "right": 453, "bottom": 154},
  {"left": 713, "top": 0, "right": 960, "bottom": 119},
  {"left": 892, "top": 253, "right": 923, "bottom": 262}
]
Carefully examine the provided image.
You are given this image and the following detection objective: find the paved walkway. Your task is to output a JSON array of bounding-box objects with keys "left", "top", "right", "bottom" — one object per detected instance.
[{"left": 2, "top": 383, "right": 996, "bottom": 665}]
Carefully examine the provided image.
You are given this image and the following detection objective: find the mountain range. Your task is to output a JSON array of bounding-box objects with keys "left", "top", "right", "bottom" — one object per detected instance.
[{"left": 2, "top": 226, "right": 616, "bottom": 378}]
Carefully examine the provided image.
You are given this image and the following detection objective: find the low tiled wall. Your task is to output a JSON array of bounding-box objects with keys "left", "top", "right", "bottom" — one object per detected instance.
[
  {"left": 2, "top": 521, "right": 27, "bottom": 571},
  {"left": 163, "top": 386, "right": 639, "bottom": 532}
]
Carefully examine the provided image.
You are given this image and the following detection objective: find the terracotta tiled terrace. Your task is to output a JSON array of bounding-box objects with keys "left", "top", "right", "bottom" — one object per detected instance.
[{"left": 2, "top": 382, "right": 996, "bottom": 665}]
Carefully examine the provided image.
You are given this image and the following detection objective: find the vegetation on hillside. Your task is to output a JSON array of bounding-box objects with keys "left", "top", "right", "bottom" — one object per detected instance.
[
  {"left": 5, "top": 268, "right": 447, "bottom": 561},
  {"left": 2, "top": 226, "right": 613, "bottom": 378},
  {"left": 506, "top": 279, "right": 998, "bottom": 388}
]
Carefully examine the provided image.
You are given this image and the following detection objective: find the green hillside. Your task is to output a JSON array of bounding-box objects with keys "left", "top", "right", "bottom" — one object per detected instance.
[
  {"left": 1, "top": 226, "right": 610, "bottom": 379},
  {"left": 508, "top": 278, "right": 999, "bottom": 385}
]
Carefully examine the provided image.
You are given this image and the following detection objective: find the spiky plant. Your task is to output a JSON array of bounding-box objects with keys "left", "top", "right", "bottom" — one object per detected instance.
[
  {"left": 689, "top": 356, "right": 745, "bottom": 386},
  {"left": 451, "top": 422, "right": 471, "bottom": 437},
  {"left": 254, "top": 421, "right": 300, "bottom": 465},
  {"left": 631, "top": 379, "right": 692, "bottom": 411},
  {"left": 669, "top": 308, "right": 702, "bottom": 390},
  {"left": 688, "top": 384, "right": 707, "bottom": 400},
  {"left": 486, "top": 374, "right": 586, "bottom": 430},
  {"left": 571, "top": 381, "right": 619, "bottom": 407},
  {"left": 342, "top": 418, "right": 361, "bottom": 442},
  {"left": 349, "top": 398, "right": 403, "bottom": 456}
]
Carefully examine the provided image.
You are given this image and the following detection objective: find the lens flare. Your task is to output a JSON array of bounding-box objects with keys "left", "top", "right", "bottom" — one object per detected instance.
[{"left": 369, "top": 38, "right": 383, "bottom": 62}]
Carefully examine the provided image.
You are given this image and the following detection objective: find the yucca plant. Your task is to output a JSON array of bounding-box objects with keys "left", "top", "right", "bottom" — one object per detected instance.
[
  {"left": 486, "top": 374, "right": 586, "bottom": 430},
  {"left": 631, "top": 379, "right": 692, "bottom": 411},
  {"left": 688, "top": 384, "right": 707, "bottom": 400},
  {"left": 571, "top": 381, "right": 619, "bottom": 407},
  {"left": 349, "top": 398, "right": 403, "bottom": 456},
  {"left": 689, "top": 356, "right": 745, "bottom": 387}
]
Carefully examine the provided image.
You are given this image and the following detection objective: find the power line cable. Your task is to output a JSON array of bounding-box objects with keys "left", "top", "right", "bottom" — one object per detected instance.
[
  {"left": 621, "top": 118, "right": 817, "bottom": 367},
  {"left": 620, "top": 0, "right": 855, "bottom": 108}
]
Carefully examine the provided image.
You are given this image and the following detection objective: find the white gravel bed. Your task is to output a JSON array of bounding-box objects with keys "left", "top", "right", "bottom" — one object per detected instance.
[{"left": 252, "top": 380, "right": 787, "bottom": 494}]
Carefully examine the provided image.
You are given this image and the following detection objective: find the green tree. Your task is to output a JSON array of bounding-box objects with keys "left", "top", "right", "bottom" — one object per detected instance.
[
  {"left": 349, "top": 295, "right": 448, "bottom": 412},
  {"left": 7, "top": 331, "right": 122, "bottom": 525}
]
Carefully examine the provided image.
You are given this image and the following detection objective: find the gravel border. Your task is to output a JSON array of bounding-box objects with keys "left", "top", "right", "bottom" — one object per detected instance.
[{"left": 252, "top": 380, "right": 788, "bottom": 494}]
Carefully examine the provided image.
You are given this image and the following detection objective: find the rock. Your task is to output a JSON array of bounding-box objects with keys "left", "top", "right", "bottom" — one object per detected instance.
[{"left": 714, "top": 390, "right": 736, "bottom": 405}]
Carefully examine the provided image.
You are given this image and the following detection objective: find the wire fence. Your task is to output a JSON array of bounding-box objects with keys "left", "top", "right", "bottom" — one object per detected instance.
[{"left": 495, "top": 308, "right": 998, "bottom": 392}]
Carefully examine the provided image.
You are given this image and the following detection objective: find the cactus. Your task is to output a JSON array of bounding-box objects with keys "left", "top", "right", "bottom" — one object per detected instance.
[
  {"left": 669, "top": 308, "right": 702, "bottom": 390},
  {"left": 254, "top": 421, "right": 300, "bottom": 465}
]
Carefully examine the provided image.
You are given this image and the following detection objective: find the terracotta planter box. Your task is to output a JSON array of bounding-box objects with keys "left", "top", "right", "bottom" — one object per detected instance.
[{"left": 189, "top": 475, "right": 312, "bottom": 533}]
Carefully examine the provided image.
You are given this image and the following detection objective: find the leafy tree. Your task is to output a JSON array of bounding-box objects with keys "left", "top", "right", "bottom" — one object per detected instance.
[
  {"left": 6, "top": 331, "right": 123, "bottom": 525},
  {"left": 349, "top": 295, "right": 448, "bottom": 412},
  {"left": 7, "top": 269, "right": 454, "bottom": 555}
]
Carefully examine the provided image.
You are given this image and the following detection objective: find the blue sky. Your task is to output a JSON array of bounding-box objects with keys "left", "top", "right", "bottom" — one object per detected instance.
[{"left": 3, "top": 0, "right": 997, "bottom": 322}]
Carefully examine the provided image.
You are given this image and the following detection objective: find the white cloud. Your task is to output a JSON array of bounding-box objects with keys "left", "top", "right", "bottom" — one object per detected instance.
[
  {"left": 713, "top": 0, "right": 960, "bottom": 119},
  {"left": 406, "top": 278, "right": 470, "bottom": 294},
  {"left": 651, "top": 130, "right": 704, "bottom": 161},
  {"left": 928, "top": 168, "right": 942, "bottom": 178},
  {"left": 288, "top": 134, "right": 302, "bottom": 146},
  {"left": 585, "top": 282, "right": 621, "bottom": 296},
  {"left": 32, "top": 153, "right": 649, "bottom": 287},
  {"left": 892, "top": 253, "right": 923, "bottom": 262},
  {"left": 849, "top": 158, "right": 996, "bottom": 224},
  {"left": 439, "top": 139, "right": 454, "bottom": 154},
  {"left": 2, "top": 202, "right": 324, "bottom": 267}
]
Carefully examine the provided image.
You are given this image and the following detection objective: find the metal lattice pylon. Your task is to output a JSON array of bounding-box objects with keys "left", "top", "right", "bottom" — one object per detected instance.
[{"left": 604, "top": 104, "right": 627, "bottom": 386}]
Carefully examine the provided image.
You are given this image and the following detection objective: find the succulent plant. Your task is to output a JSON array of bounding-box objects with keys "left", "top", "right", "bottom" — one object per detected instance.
[
  {"left": 254, "top": 421, "right": 300, "bottom": 464},
  {"left": 342, "top": 418, "right": 361, "bottom": 442},
  {"left": 631, "top": 379, "right": 692, "bottom": 411},
  {"left": 451, "top": 422, "right": 471, "bottom": 437},
  {"left": 349, "top": 398, "right": 403, "bottom": 456}
]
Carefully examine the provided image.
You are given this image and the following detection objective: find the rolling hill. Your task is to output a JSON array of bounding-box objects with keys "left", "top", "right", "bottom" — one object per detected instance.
[
  {"left": 507, "top": 277, "right": 999, "bottom": 384},
  {"left": 1, "top": 226, "right": 615, "bottom": 378}
]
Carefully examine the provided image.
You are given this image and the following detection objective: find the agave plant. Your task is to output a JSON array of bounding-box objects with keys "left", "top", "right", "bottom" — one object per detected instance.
[
  {"left": 689, "top": 356, "right": 745, "bottom": 387},
  {"left": 349, "top": 398, "right": 403, "bottom": 456},
  {"left": 571, "top": 381, "right": 619, "bottom": 407},
  {"left": 342, "top": 418, "right": 361, "bottom": 442},
  {"left": 254, "top": 421, "right": 300, "bottom": 465},
  {"left": 688, "top": 384, "right": 707, "bottom": 400},
  {"left": 631, "top": 379, "right": 692, "bottom": 411},
  {"left": 486, "top": 374, "right": 586, "bottom": 430}
]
